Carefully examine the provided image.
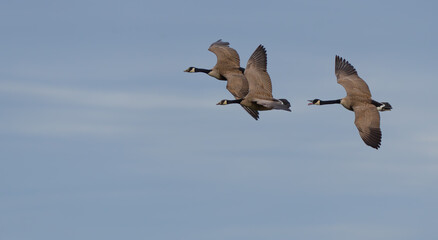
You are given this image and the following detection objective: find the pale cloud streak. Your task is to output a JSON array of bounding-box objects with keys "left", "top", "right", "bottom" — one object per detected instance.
[
  {"left": 0, "top": 81, "right": 217, "bottom": 137},
  {"left": 0, "top": 81, "right": 213, "bottom": 110}
]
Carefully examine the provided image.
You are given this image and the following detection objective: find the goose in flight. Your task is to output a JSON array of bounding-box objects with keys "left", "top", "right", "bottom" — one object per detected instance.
[
  {"left": 217, "top": 45, "right": 291, "bottom": 119},
  {"left": 184, "top": 40, "right": 258, "bottom": 119},
  {"left": 308, "top": 56, "right": 392, "bottom": 149}
]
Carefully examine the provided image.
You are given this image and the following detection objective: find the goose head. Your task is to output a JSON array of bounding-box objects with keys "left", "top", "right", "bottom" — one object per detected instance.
[
  {"left": 216, "top": 100, "right": 228, "bottom": 105},
  {"left": 307, "top": 99, "right": 321, "bottom": 105},
  {"left": 184, "top": 67, "right": 196, "bottom": 72}
]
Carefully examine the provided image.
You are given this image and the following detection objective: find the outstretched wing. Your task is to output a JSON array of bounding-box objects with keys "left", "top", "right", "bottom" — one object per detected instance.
[
  {"left": 353, "top": 104, "right": 382, "bottom": 149},
  {"left": 208, "top": 39, "right": 241, "bottom": 71},
  {"left": 209, "top": 40, "right": 256, "bottom": 119},
  {"left": 335, "top": 55, "right": 372, "bottom": 99},
  {"left": 244, "top": 45, "right": 273, "bottom": 99},
  {"left": 241, "top": 106, "right": 259, "bottom": 120},
  {"left": 223, "top": 72, "right": 249, "bottom": 99},
  {"left": 222, "top": 72, "right": 258, "bottom": 119}
]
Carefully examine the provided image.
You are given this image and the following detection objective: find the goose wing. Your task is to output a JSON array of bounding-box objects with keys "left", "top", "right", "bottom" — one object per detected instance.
[
  {"left": 353, "top": 104, "right": 382, "bottom": 149},
  {"left": 244, "top": 45, "right": 273, "bottom": 99},
  {"left": 208, "top": 39, "right": 241, "bottom": 71},
  {"left": 241, "top": 105, "right": 259, "bottom": 120},
  {"left": 222, "top": 72, "right": 249, "bottom": 99},
  {"left": 208, "top": 40, "right": 257, "bottom": 120},
  {"left": 222, "top": 72, "right": 258, "bottom": 120},
  {"left": 335, "top": 55, "right": 372, "bottom": 99}
]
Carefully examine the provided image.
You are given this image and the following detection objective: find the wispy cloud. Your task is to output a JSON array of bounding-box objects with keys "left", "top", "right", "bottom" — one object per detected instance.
[
  {"left": 0, "top": 81, "right": 214, "bottom": 110},
  {"left": 0, "top": 81, "right": 220, "bottom": 137}
]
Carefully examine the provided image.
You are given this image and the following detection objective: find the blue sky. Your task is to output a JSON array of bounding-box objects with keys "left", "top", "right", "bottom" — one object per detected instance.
[{"left": 1, "top": 0, "right": 437, "bottom": 239}]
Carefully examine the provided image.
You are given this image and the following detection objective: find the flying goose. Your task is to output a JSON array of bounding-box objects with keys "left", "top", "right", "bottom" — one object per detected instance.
[
  {"left": 217, "top": 45, "right": 291, "bottom": 118},
  {"left": 308, "top": 55, "right": 392, "bottom": 149},
  {"left": 184, "top": 40, "right": 258, "bottom": 119}
]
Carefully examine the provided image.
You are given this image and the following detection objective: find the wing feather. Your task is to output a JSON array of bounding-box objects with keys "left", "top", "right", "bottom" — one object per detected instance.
[
  {"left": 335, "top": 55, "right": 372, "bottom": 98},
  {"left": 223, "top": 72, "right": 249, "bottom": 99},
  {"left": 208, "top": 40, "right": 256, "bottom": 119},
  {"left": 353, "top": 104, "right": 382, "bottom": 149},
  {"left": 241, "top": 105, "right": 259, "bottom": 120},
  {"left": 208, "top": 39, "right": 241, "bottom": 71},
  {"left": 244, "top": 45, "right": 272, "bottom": 99}
]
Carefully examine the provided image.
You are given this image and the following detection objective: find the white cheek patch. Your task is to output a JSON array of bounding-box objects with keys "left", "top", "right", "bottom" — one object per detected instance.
[{"left": 190, "top": 68, "right": 196, "bottom": 73}]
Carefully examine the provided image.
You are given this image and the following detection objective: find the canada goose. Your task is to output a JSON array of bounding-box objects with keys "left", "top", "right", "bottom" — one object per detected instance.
[
  {"left": 184, "top": 40, "right": 258, "bottom": 119},
  {"left": 308, "top": 56, "right": 392, "bottom": 149},
  {"left": 216, "top": 45, "right": 291, "bottom": 118}
]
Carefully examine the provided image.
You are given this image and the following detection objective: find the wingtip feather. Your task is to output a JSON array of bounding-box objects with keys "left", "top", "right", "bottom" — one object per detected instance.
[{"left": 335, "top": 55, "right": 357, "bottom": 76}]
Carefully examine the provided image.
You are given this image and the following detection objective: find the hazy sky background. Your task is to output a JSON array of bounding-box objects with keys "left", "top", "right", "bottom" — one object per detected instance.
[{"left": 1, "top": 1, "right": 437, "bottom": 239}]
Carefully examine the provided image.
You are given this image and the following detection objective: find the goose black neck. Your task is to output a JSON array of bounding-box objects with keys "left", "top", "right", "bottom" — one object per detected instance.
[
  {"left": 195, "top": 68, "right": 211, "bottom": 74},
  {"left": 227, "top": 99, "right": 243, "bottom": 104},
  {"left": 320, "top": 99, "right": 341, "bottom": 105}
]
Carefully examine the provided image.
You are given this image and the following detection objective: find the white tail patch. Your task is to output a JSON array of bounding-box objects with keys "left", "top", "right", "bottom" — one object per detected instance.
[{"left": 377, "top": 104, "right": 391, "bottom": 112}]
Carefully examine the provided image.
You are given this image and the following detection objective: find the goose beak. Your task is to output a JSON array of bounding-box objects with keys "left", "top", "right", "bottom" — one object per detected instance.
[
  {"left": 307, "top": 100, "right": 313, "bottom": 105},
  {"left": 183, "top": 68, "right": 190, "bottom": 72}
]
